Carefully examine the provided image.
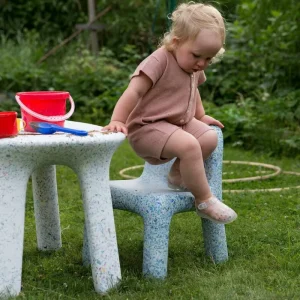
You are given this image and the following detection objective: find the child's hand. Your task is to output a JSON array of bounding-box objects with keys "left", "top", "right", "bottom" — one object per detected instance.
[
  {"left": 200, "top": 115, "right": 224, "bottom": 129},
  {"left": 102, "top": 121, "right": 128, "bottom": 135}
]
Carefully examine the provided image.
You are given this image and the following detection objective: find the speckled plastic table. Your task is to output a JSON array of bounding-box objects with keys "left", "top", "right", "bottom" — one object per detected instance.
[{"left": 0, "top": 120, "right": 125, "bottom": 297}]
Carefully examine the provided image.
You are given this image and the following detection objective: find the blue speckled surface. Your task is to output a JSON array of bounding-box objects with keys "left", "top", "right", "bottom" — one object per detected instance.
[
  {"left": 0, "top": 121, "right": 125, "bottom": 297},
  {"left": 83, "top": 126, "right": 228, "bottom": 279}
]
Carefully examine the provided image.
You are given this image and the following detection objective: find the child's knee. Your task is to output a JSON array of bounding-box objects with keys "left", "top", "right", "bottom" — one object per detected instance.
[
  {"left": 201, "top": 130, "right": 218, "bottom": 154},
  {"left": 208, "top": 130, "right": 218, "bottom": 150}
]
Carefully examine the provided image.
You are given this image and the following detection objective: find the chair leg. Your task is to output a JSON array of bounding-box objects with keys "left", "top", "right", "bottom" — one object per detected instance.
[
  {"left": 32, "top": 165, "right": 62, "bottom": 250},
  {"left": 142, "top": 208, "right": 173, "bottom": 279},
  {"left": 202, "top": 219, "right": 228, "bottom": 263}
]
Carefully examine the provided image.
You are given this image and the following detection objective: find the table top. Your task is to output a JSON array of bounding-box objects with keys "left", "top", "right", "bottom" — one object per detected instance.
[{"left": 0, "top": 121, "right": 125, "bottom": 147}]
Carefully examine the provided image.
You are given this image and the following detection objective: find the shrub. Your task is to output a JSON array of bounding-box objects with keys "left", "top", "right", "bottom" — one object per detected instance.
[
  {"left": 201, "top": 0, "right": 300, "bottom": 105},
  {"left": 0, "top": 31, "right": 50, "bottom": 93},
  {"left": 0, "top": 0, "right": 85, "bottom": 45},
  {"left": 205, "top": 90, "right": 300, "bottom": 157},
  {"left": 49, "top": 45, "right": 145, "bottom": 124},
  {"left": 0, "top": 39, "right": 143, "bottom": 125}
]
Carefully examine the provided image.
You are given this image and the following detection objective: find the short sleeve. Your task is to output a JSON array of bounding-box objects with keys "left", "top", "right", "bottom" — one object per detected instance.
[
  {"left": 197, "top": 71, "right": 206, "bottom": 86},
  {"left": 131, "top": 50, "right": 167, "bottom": 86}
]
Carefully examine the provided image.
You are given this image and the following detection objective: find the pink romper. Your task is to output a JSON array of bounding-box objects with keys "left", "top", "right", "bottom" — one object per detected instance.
[{"left": 126, "top": 47, "right": 213, "bottom": 164}]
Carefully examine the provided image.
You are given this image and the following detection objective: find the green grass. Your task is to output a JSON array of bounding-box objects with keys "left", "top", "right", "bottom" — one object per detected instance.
[{"left": 12, "top": 141, "right": 300, "bottom": 299}]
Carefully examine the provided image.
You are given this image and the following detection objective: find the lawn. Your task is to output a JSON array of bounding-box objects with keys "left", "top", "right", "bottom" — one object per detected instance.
[{"left": 11, "top": 140, "right": 300, "bottom": 299}]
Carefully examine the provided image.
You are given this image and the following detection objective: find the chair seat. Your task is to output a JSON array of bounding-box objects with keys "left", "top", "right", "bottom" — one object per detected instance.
[
  {"left": 111, "top": 178, "right": 172, "bottom": 192},
  {"left": 110, "top": 179, "right": 195, "bottom": 215}
]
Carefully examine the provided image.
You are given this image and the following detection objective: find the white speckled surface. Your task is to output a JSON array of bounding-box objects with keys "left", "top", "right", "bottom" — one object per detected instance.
[
  {"left": 0, "top": 121, "right": 125, "bottom": 297},
  {"left": 83, "top": 126, "right": 228, "bottom": 279}
]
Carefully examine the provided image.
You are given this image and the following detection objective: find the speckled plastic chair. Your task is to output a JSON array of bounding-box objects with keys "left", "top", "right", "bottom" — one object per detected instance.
[{"left": 83, "top": 126, "right": 228, "bottom": 279}]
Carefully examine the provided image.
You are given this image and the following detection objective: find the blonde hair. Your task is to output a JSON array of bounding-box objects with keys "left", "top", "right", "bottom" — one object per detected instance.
[{"left": 160, "top": 2, "right": 226, "bottom": 62}]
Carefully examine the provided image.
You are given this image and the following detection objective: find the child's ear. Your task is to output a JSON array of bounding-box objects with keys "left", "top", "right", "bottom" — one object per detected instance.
[{"left": 171, "top": 36, "right": 180, "bottom": 49}]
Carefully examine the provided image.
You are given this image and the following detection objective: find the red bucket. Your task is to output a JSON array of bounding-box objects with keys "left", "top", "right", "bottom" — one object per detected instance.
[
  {"left": 15, "top": 91, "right": 75, "bottom": 132},
  {"left": 0, "top": 111, "right": 18, "bottom": 138}
]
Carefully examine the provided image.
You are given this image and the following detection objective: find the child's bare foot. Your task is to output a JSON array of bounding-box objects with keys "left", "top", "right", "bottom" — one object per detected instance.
[
  {"left": 196, "top": 196, "right": 237, "bottom": 224},
  {"left": 168, "top": 172, "right": 188, "bottom": 191},
  {"left": 167, "top": 159, "right": 188, "bottom": 190}
]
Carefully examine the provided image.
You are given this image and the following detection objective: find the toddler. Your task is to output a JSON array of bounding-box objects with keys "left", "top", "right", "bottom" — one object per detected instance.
[{"left": 103, "top": 2, "right": 237, "bottom": 224}]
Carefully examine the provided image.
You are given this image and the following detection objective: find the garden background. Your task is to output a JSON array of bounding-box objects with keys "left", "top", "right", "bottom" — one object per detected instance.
[
  {"left": 0, "top": 0, "right": 300, "bottom": 299},
  {"left": 0, "top": 0, "right": 299, "bottom": 157}
]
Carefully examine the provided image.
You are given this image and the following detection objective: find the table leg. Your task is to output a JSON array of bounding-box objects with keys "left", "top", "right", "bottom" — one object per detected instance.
[
  {"left": 32, "top": 165, "right": 62, "bottom": 250},
  {"left": 77, "top": 162, "right": 121, "bottom": 293},
  {"left": 82, "top": 222, "right": 90, "bottom": 266},
  {"left": 0, "top": 174, "right": 28, "bottom": 297}
]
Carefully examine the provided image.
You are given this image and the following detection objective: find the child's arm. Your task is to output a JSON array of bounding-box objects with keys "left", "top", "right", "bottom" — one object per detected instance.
[
  {"left": 194, "top": 89, "right": 206, "bottom": 120},
  {"left": 102, "top": 73, "right": 153, "bottom": 135},
  {"left": 195, "top": 89, "right": 224, "bottom": 128}
]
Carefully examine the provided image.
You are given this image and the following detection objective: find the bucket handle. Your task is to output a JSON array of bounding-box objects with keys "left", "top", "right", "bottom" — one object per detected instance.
[{"left": 15, "top": 95, "right": 75, "bottom": 122}]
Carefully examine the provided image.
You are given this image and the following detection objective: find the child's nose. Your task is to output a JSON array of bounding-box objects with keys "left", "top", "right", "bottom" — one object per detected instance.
[{"left": 197, "top": 59, "right": 207, "bottom": 68}]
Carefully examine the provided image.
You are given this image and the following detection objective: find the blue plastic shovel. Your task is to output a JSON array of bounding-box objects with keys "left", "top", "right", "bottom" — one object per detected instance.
[{"left": 30, "top": 122, "right": 88, "bottom": 136}]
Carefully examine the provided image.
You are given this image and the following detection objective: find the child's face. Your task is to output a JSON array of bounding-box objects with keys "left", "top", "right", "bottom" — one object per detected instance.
[{"left": 173, "top": 29, "right": 223, "bottom": 74}]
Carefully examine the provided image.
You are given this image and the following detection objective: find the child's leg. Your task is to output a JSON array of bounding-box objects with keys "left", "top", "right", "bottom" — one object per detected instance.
[
  {"left": 162, "top": 129, "right": 236, "bottom": 223},
  {"left": 168, "top": 129, "right": 218, "bottom": 187},
  {"left": 162, "top": 129, "right": 212, "bottom": 201},
  {"left": 168, "top": 158, "right": 181, "bottom": 188},
  {"left": 197, "top": 129, "right": 218, "bottom": 160}
]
